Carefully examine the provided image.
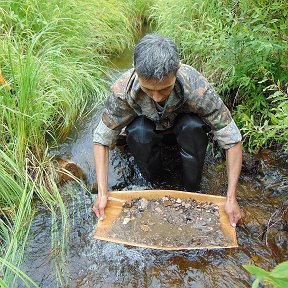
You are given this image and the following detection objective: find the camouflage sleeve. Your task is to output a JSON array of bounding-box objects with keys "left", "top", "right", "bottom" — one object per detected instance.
[
  {"left": 93, "top": 88, "right": 137, "bottom": 147},
  {"left": 191, "top": 85, "right": 242, "bottom": 149},
  {"left": 93, "top": 116, "right": 120, "bottom": 147},
  {"left": 213, "top": 118, "right": 242, "bottom": 149}
]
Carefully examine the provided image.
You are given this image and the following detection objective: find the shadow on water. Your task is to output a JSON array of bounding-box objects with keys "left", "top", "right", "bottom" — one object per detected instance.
[{"left": 19, "top": 25, "right": 288, "bottom": 287}]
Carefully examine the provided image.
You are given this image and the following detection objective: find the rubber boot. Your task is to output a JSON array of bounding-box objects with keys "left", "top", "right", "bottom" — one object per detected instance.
[
  {"left": 173, "top": 113, "right": 210, "bottom": 191},
  {"left": 126, "top": 116, "right": 163, "bottom": 180}
]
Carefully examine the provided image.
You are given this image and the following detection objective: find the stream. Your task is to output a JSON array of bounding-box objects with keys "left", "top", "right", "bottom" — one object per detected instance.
[{"left": 18, "top": 30, "right": 287, "bottom": 288}]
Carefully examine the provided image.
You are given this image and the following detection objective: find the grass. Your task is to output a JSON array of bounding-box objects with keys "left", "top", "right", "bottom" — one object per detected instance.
[
  {"left": 0, "top": 0, "right": 150, "bottom": 286},
  {"left": 0, "top": 257, "right": 39, "bottom": 288}
]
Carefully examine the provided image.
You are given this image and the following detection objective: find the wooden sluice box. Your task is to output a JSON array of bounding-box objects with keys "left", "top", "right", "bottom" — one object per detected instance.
[{"left": 94, "top": 190, "right": 238, "bottom": 250}]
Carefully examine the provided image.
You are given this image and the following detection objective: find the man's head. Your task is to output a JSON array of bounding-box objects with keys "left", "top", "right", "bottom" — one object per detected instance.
[
  {"left": 134, "top": 33, "right": 180, "bottom": 80},
  {"left": 134, "top": 34, "right": 180, "bottom": 103}
]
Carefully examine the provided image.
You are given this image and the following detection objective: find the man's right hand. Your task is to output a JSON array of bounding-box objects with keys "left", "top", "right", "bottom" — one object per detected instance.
[{"left": 92, "top": 195, "right": 108, "bottom": 220}]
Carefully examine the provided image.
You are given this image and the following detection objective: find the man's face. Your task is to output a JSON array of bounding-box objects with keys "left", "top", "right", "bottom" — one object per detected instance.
[{"left": 138, "top": 73, "right": 176, "bottom": 104}]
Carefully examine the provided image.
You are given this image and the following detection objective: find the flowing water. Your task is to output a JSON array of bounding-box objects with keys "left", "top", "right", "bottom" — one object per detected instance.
[{"left": 18, "top": 29, "right": 288, "bottom": 287}]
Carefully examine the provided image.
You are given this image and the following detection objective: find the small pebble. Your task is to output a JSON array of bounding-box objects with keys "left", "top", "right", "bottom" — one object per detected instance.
[
  {"left": 140, "top": 198, "right": 149, "bottom": 209},
  {"left": 163, "top": 200, "right": 173, "bottom": 207},
  {"left": 122, "top": 217, "right": 131, "bottom": 225},
  {"left": 140, "top": 224, "right": 150, "bottom": 232},
  {"left": 123, "top": 200, "right": 133, "bottom": 208},
  {"left": 155, "top": 207, "right": 162, "bottom": 213}
]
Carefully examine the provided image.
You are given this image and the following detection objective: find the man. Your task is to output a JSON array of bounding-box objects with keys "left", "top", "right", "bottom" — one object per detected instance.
[{"left": 92, "top": 34, "right": 243, "bottom": 227}]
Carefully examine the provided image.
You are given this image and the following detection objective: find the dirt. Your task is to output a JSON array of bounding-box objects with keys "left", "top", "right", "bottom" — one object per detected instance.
[{"left": 107, "top": 196, "right": 231, "bottom": 247}]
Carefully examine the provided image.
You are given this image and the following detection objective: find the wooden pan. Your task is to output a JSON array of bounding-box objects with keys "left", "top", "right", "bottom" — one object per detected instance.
[{"left": 94, "top": 190, "right": 238, "bottom": 250}]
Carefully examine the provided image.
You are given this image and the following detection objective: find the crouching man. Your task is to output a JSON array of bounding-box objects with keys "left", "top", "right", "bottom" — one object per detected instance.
[{"left": 92, "top": 33, "right": 243, "bottom": 227}]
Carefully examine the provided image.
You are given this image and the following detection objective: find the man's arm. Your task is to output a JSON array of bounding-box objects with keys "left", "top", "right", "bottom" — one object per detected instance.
[
  {"left": 92, "top": 144, "right": 109, "bottom": 220},
  {"left": 225, "top": 141, "right": 243, "bottom": 227}
]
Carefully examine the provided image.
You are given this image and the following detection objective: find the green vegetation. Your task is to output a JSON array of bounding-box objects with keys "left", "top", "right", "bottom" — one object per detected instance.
[
  {"left": 150, "top": 0, "right": 288, "bottom": 152},
  {"left": 244, "top": 260, "right": 288, "bottom": 288}
]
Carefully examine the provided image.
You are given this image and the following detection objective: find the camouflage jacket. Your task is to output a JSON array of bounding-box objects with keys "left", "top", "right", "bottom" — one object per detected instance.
[{"left": 93, "top": 64, "right": 242, "bottom": 149}]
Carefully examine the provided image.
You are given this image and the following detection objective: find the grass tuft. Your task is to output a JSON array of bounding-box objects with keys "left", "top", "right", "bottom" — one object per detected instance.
[{"left": 0, "top": 0, "right": 151, "bottom": 285}]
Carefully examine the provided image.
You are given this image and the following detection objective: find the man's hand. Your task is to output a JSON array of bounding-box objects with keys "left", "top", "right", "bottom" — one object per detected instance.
[
  {"left": 92, "top": 195, "right": 108, "bottom": 220},
  {"left": 225, "top": 198, "right": 243, "bottom": 227}
]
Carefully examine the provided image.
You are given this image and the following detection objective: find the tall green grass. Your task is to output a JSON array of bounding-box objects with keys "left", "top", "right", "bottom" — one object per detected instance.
[
  {"left": 150, "top": 0, "right": 288, "bottom": 152},
  {"left": 0, "top": 0, "right": 150, "bottom": 286},
  {"left": 0, "top": 145, "right": 69, "bottom": 286}
]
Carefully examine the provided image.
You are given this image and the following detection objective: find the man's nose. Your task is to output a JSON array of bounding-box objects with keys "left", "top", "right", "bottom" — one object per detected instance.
[{"left": 151, "top": 91, "right": 163, "bottom": 102}]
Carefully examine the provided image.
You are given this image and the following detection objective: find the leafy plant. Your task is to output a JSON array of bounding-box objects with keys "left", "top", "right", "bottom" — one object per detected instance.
[
  {"left": 243, "top": 260, "right": 288, "bottom": 288},
  {"left": 235, "top": 75, "right": 288, "bottom": 152},
  {"left": 150, "top": 0, "right": 288, "bottom": 151}
]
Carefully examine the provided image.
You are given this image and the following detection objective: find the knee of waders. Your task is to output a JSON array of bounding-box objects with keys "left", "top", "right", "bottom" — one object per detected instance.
[
  {"left": 126, "top": 116, "right": 157, "bottom": 144},
  {"left": 173, "top": 114, "right": 209, "bottom": 151}
]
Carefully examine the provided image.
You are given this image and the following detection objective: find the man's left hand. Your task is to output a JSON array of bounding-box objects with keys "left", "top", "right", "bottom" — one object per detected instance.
[{"left": 225, "top": 199, "right": 243, "bottom": 227}]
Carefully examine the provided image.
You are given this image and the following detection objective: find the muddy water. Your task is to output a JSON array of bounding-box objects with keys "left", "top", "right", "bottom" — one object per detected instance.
[{"left": 19, "top": 33, "right": 287, "bottom": 287}]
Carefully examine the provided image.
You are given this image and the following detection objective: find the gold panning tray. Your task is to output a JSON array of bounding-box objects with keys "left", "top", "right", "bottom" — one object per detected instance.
[{"left": 94, "top": 190, "right": 238, "bottom": 250}]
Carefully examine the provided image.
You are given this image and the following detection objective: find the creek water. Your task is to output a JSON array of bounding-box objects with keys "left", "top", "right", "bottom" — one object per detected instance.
[{"left": 18, "top": 32, "right": 287, "bottom": 287}]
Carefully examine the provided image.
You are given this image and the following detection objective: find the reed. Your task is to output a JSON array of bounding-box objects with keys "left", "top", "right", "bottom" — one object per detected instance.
[{"left": 0, "top": 0, "right": 150, "bottom": 285}]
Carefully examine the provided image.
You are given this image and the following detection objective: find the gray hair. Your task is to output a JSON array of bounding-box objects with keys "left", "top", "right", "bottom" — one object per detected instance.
[{"left": 133, "top": 33, "right": 180, "bottom": 80}]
